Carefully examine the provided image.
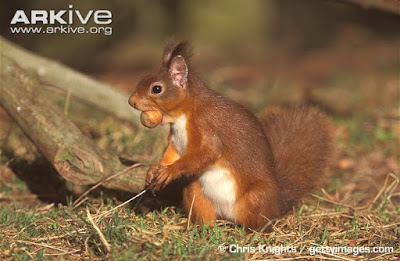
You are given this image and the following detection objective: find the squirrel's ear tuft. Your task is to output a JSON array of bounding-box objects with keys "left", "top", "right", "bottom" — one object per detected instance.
[
  {"left": 162, "top": 38, "right": 193, "bottom": 68},
  {"left": 169, "top": 55, "right": 188, "bottom": 87}
]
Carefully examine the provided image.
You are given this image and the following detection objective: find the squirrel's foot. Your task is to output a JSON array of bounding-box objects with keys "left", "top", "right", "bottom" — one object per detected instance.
[
  {"left": 146, "top": 164, "right": 165, "bottom": 187},
  {"left": 150, "top": 165, "right": 176, "bottom": 191}
]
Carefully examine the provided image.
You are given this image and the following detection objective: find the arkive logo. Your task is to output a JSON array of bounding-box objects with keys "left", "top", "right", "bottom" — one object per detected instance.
[
  {"left": 9, "top": 5, "right": 113, "bottom": 35},
  {"left": 11, "top": 5, "right": 112, "bottom": 25}
]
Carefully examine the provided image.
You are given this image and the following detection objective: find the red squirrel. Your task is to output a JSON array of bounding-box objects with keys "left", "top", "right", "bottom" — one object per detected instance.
[{"left": 128, "top": 40, "right": 334, "bottom": 229}]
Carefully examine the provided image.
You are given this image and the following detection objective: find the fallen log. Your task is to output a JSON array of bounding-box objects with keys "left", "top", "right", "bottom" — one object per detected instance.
[
  {"left": 1, "top": 37, "right": 140, "bottom": 125},
  {"left": 1, "top": 37, "right": 167, "bottom": 142},
  {"left": 0, "top": 55, "right": 147, "bottom": 193}
]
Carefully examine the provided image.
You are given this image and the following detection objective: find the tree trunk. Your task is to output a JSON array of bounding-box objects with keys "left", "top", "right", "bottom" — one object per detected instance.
[
  {"left": 1, "top": 36, "right": 138, "bottom": 122},
  {"left": 1, "top": 53, "right": 147, "bottom": 193}
]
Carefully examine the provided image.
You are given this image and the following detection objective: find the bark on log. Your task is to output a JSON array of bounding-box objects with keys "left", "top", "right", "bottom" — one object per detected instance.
[
  {"left": 1, "top": 36, "right": 166, "bottom": 155},
  {"left": 0, "top": 55, "right": 147, "bottom": 193},
  {"left": 1, "top": 36, "right": 138, "bottom": 122},
  {"left": 1, "top": 37, "right": 137, "bottom": 123}
]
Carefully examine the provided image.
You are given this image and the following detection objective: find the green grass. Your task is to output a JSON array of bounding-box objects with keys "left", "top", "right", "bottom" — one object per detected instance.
[
  {"left": 0, "top": 197, "right": 247, "bottom": 260},
  {"left": 0, "top": 171, "right": 398, "bottom": 260}
]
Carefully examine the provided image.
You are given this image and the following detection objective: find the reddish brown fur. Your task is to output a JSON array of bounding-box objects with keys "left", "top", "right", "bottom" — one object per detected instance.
[
  {"left": 182, "top": 180, "right": 216, "bottom": 225},
  {"left": 129, "top": 40, "right": 334, "bottom": 230},
  {"left": 260, "top": 106, "right": 334, "bottom": 214}
]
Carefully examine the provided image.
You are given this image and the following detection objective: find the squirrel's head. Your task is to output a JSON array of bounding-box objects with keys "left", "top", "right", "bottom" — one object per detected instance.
[{"left": 129, "top": 39, "right": 193, "bottom": 125}]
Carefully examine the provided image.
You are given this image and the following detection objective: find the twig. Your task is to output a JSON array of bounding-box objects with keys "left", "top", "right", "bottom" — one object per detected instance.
[
  {"left": 94, "top": 189, "right": 148, "bottom": 221},
  {"left": 247, "top": 215, "right": 277, "bottom": 245},
  {"left": 84, "top": 235, "right": 91, "bottom": 256},
  {"left": 72, "top": 162, "right": 143, "bottom": 209},
  {"left": 86, "top": 207, "right": 111, "bottom": 253},
  {"left": 299, "top": 211, "right": 352, "bottom": 218},
  {"left": 16, "top": 240, "right": 70, "bottom": 253},
  {"left": 187, "top": 193, "right": 196, "bottom": 230},
  {"left": 32, "top": 229, "right": 86, "bottom": 241},
  {"left": 311, "top": 194, "right": 367, "bottom": 210},
  {"left": 369, "top": 173, "right": 399, "bottom": 210},
  {"left": 43, "top": 250, "right": 80, "bottom": 257}
]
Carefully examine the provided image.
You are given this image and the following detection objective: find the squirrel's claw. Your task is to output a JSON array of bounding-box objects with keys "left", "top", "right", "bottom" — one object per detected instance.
[
  {"left": 146, "top": 164, "right": 165, "bottom": 187},
  {"left": 151, "top": 166, "right": 173, "bottom": 191}
]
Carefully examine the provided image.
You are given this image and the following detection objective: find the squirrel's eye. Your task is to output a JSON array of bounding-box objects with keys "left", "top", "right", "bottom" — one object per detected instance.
[{"left": 151, "top": 85, "right": 162, "bottom": 94}]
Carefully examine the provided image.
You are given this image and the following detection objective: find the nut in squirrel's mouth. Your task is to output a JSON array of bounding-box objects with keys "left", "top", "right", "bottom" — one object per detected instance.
[{"left": 140, "top": 110, "right": 163, "bottom": 128}]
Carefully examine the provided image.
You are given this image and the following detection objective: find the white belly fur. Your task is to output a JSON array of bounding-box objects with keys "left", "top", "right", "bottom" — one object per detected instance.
[
  {"left": 199, "top": 166, "right": 237, "bottom": 221},
  {"left": 171, "top": 115, "right": 187, "bottom": 156},
  {"left": 171, "top": 114, "right": 237, "bottom": 221}
]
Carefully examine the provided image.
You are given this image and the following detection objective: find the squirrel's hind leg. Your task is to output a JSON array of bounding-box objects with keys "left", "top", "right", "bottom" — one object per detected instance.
[
  {"left": 235, "top": 182, "right": 280, "bottom": 230},
  {"left": 183, "top": 180, "right": 217, "bottom": 227}
]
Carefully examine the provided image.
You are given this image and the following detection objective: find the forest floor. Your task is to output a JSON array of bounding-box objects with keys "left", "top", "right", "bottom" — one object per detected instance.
[{"left": 0, "top": 27, "right": 399, "bottom": 260}]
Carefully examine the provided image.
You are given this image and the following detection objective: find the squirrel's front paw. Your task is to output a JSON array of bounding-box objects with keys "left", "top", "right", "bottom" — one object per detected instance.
[
  {"left": 151, "top": 165, "right": 175, "bottom": 191},
  {"left": 146, "top": 164, "right": 165, "bottom": 187}
]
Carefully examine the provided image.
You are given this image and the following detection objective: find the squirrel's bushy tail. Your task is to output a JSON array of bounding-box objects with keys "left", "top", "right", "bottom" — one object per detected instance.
[{"left": 261, "top": 106, "right": 334, "bottom": 214}]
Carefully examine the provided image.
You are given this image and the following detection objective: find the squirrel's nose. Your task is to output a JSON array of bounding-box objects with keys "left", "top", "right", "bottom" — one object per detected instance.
[{"left": 128, "top": 95, "right": 138, "bottom": 109}]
